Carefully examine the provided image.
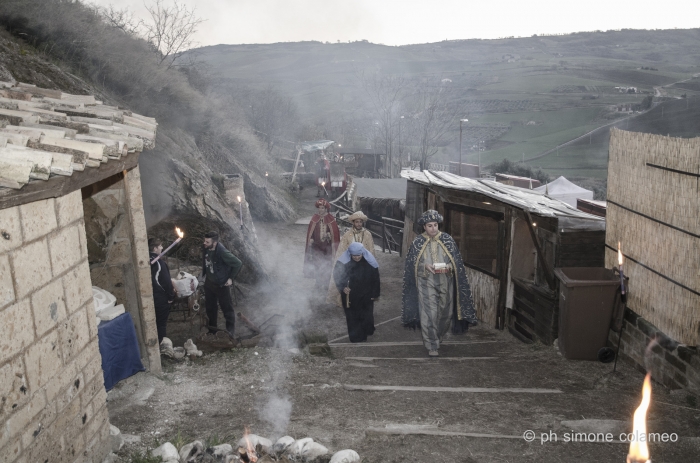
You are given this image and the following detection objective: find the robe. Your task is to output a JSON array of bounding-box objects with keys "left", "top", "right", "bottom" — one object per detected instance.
[
  {"left": 333, "top": 257, "right": 380, "bottom": 342},
  {"left": 327, "top": 228, "right": 375, "bottom": 306},
  {"left": 402, "top": 232, "right": 477, "bottom": 349},
  {"left": 303, "top": 213, "right": 341, "bottom": 285}
]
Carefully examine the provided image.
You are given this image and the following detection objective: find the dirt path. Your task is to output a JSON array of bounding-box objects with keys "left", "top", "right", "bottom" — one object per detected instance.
[{"left": 108, "top": 187, "right": 700, "bottom": 462}]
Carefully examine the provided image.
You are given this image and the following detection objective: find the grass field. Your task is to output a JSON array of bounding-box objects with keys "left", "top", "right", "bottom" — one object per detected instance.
[{"left": 198, "top": 29, "right": 700, "bottom": 185}]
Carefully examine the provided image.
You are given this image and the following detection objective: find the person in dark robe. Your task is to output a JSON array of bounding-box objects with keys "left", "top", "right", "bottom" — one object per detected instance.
[
  {"left": 333, "top": 242, "right": 380, "bottom": 343},
  {"left": 149, "top": 237, "right": 177, "bottom": 344},
  {"left": 402, "top": 210, "right": 478, "bottom": 357},
  {"left": 303, "top": 198, "right": 341, "bottom": 290}
]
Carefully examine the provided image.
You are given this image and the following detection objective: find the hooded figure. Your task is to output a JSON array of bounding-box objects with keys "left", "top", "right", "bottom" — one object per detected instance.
[
  {"left": 304, "top": 198, "right": 341, "bottom": 289},
  {"left": 327, "top": 210, "right": 376, "bottom": 306},
  {"left": 402, "top": 210, "right": 477, "bottom": 357},
  {"left": 333, "top": 242, "right": 380, "bottom": 343}
]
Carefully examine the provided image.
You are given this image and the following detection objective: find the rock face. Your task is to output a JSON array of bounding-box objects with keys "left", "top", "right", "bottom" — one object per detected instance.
[
  {"left": 152, "top": 442, "right": 179, "bottom": 462},
  {"left": 140, "top": 128, "right": 294, "bottom": 283}
]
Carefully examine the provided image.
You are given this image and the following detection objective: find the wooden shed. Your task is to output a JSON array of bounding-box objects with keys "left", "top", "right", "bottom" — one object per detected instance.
[{"left": 402, "top": 170, "right": 606, "bottom": 344}]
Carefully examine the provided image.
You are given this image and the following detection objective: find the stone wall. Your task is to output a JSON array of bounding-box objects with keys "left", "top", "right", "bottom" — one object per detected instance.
[
  {"left": 609, "top": 309, "right": 700, "bottom": 395},
  {"left": 0, "top": 191, "right": 112, "bottom": 463}
]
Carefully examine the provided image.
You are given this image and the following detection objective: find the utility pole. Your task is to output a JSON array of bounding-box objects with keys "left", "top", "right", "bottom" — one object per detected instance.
[
  {"left": 399, "top": 116, "right": 403, "bottom": 172},
  {"left": 459, "top": 118, "right": 468, "bottom": 176}
]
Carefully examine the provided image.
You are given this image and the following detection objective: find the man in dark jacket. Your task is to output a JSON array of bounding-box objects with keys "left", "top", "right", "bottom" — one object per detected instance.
[
  {"left": 333, "top": 242, "right": 380, "bottom": 343},
  {"left": 149, "top": 237, "right": 177, "bottom": 343},
  {"left": 202, "top": 231, "right": 243, "bottom": 337}
]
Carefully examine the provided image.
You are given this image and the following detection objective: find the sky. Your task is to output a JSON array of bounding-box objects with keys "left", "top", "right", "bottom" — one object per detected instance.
[{"left": 89, "top": 0, "right": 700, "bottom": 48}]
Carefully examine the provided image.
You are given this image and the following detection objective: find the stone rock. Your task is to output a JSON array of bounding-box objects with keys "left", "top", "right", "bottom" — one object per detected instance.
[
  {"left": 180, "top": 440, "right": 204, "bottom": 462},
  {"left": 308, "top": 343, "right": 331, "bottom": 356},
  {"left": 237, "top": 434, "right": 272, "bottom": 453},
  {"left": 208, "top": 443, "right": 234, "bottom": 457},
  {"left": 273, "top": 436, "right": 295, "bottom": 454},
  {"left": 184, "top": 338, "right": 203, "bottom": 357},
  {"left": 301, "top": 442, "right": 329, "bottom": 461},
  {"left": 285, "top": 438, "right": 313, "bottom": 459},
  {"left": 101, "top": 453, "right": 118, "bottom": 463},
  {"left": 152, "top": 442, "right": 179, "bottom": 462},
  {"left": 330, "top": 450, "right": 360, "bottom": 463},
  {"left": 109, "top": 424, "right": 124, "bottom": 452}
]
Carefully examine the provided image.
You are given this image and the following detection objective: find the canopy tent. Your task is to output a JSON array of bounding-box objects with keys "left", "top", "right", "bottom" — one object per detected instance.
[
  {"left": 533, "top": 176, "right": 594, "bottom": 207},
  {"left": 301, "top": 140, "right": 334, "bottom": 152}
]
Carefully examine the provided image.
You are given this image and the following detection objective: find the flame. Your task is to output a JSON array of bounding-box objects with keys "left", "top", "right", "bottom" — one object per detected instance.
[
  {"left": 627, "top": 373, "right": 652, "bottom": 463},
  {"left": 175, "top": 227, "right": 184, "bottom": 239},
  {"left": 243, "top": 426, "right": 258, "bottom": 463},
  {"left": 237, "top": 195, "right": 242, "bottom": 203},
  {"left": 322, "top": 181, "right": 326, "bottom": 186},
  {"left": 618, "top": 241, "right": 624, "bottom": 266},
  {"left": 265, "top": 172, "right": 268, "bottom": 176}
]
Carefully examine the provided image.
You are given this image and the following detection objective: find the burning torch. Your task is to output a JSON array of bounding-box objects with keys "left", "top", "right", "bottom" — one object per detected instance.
[
  {"left": 150, "top": 227, "right": 184, "bottom": 264},
  {"left": 618, "top": 242, "right": 626, "bottom": 303},
  {"left": 321, "top": 181, "right": 328, "bottom": 196}
]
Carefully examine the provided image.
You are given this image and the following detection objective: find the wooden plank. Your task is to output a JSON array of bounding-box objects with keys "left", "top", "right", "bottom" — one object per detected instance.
[
  {"left": 329, "top": 341, "right": 499, "bottom": 347},
  {"left": 0, "top": 151, "right": 140, "bottom": 209},
  {"left": 366, "top": 427, "right": 523, "bottom": 439},
  {"left": 346, "top": 357, "right": 497, "bottom": 362},
  {"left": 343, "top": 384, "right": 562, "bottom": 394},
  {"left": 495, "top": 207, "right": 512, "bottom": 329}
]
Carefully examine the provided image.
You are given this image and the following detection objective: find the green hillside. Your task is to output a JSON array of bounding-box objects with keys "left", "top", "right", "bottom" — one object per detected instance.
[{"left": 196, "top": 29, "right": 700, "bottom": 185}]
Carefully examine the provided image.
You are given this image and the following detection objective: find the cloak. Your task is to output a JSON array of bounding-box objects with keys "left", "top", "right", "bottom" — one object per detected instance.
[
  {"left": 401, "top": 232, "right": 477, "bottom": 331},
  {"left": 303, "top": 213, "right": 341, "bottom": 279},
  {"left": 326, "top": 228, "right": 375, "bottom": 306}
]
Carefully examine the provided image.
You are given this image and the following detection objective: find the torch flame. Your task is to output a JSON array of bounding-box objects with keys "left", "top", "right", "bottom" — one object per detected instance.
[
  {"left": 175, "top": 227, "right": 184, "bottom": 239},
  {"left": 237, "top": 195, "right": 242, "bottom": 203},
  {"left": 618, "top": 241, "right": 624, "bottom": 266},
  {"left": 322, "top": 181, "right": 326, "bottom": 186},
  {"left": 627, "top": 373, "right": 652, "bottom": 463}
]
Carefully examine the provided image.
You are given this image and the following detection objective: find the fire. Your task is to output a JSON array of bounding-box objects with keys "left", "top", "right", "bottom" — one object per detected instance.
[
  {"left": 627, "top": 373, "right": 652, "bottom": 463},
  {"left": 618, "top": 241, "right": 624, "bottom": 266},
  {"left": 175, "top": 227, "right": 184, "bottom": 239},
  {"left": 242, "top": 426, "right": 258, "bottom": 463},
  {"left": 237, "top": 195, "right": 242, "bottom": 203},
  {"left": 322, "top": 181, "right": 326, "bottom": 186}
]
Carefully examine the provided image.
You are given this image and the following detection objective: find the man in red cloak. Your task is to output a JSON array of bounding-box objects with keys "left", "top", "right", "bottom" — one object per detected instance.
[{"left": 304, "top": 198, "right": 341, "bottom": 289}]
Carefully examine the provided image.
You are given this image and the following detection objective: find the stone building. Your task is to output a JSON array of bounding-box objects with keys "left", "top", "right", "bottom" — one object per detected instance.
[{"left": 0, "top": 82, "right": 159, "bottom": 462}]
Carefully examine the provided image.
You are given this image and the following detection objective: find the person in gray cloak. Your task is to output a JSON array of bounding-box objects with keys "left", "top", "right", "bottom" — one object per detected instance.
[{"left": 401, "top": 210, "right": 477, "bottom": 357}]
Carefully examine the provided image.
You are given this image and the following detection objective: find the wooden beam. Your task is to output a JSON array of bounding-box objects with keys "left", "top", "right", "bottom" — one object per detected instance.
[
  {"left": 329, "top": 341, "right": 499, "bottom": 347},
  {"left": 495, "top": 208, "right": 513, "bottom": 329},
  {"left": 345, "top": 357, "right": 497, "bottom": 362},
  {"left": 343, "top": 384, "right": 562, "bottom": 394},
  {"left": 0, "top": 151, "right": 140, "bottom": 210},
  {"left": 524, "top": 210, "right": 556, "bottom": 290},
  {"left": 366, "top": 427, "right": 523, "bottom": 440}
]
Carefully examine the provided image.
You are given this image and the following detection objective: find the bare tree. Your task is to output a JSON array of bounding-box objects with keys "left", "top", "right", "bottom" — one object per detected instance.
[
  {"left": 359, "top": 72, "right": 406, "bottom": 177},
  {"left": 404, "top": 81, "right": 463, "bottom": 171},
  {"left": 142, "top": 0, "right": 204, "bottom": 69},
  {"left": 98, "top": 5, "right": 142, "bottom": 36},
  {"left": 246, "top": 85, "right": 299, "bottom": 154}
]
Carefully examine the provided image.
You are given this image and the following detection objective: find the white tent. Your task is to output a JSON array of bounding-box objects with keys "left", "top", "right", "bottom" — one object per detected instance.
[{"left": 533, "top": 176, "right": 594, "bottom": 207}]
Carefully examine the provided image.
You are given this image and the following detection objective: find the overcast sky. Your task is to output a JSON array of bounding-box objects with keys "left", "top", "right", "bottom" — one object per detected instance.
[{"left": 89, "top": 0, "right": 699, "bottom": 47}]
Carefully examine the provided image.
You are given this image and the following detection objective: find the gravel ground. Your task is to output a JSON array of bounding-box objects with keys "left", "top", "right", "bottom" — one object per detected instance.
[{"left": 108, "top": 187, "right": 700, "bottom": 463}]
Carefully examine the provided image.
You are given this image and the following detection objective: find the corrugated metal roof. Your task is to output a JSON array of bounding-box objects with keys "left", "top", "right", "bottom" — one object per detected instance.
[
  {"left": 0, "top": 82, "right": 156, "bottom": 190},
  {"left": 354, "top": 177, "right": 407, "bottom": 199},
  {"left": 402, "top": 169, "right": 605, "bottom": 229}
]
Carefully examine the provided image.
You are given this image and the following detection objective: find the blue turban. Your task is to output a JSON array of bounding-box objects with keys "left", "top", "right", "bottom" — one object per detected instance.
[
  {"left": 338, "top": 242, "right": 379, "bottom": 268},
  {"left": 418, "top": 209, "right": 443, "bottom": 227}
]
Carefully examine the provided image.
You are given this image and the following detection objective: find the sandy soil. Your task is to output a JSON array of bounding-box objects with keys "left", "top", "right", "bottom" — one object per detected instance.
[{"left": 108, "top": 187, "right": 700, "bottom": 463}]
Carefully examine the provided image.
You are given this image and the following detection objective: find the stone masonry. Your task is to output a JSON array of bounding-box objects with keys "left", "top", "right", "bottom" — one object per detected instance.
[
  {"left": 609, "top": 308, "right": 700, "bottom": 395},
  {"left": 0, "top": 190, "right": 112, "bottom": 462}
]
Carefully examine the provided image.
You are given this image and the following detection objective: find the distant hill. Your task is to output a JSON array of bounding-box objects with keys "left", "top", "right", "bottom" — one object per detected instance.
[{"left": 196, "top": 29, "right": 700, "bottom": 181}]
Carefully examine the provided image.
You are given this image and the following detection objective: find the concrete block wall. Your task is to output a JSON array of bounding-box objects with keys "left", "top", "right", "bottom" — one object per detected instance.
[
  {"left": 0, "top": 191, "right": 112, "bottom": 463},
  {"left": 609, "top": 308, "right": 700, "bottom": 395}
]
